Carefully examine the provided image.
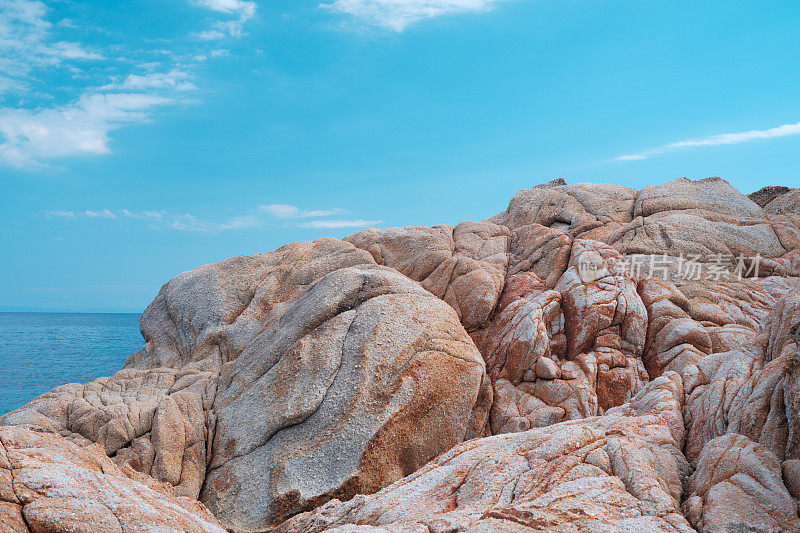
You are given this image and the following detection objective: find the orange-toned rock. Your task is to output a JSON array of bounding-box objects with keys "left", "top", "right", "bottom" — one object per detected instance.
[
  {"left": 3, "top": 177, "right": 800, "bottom": 532},
  {"left": 2, "top": 238, "right": 491, "bottom": 530},
  {"left": 684, "top": 433, "right": 800, "bottom": 532},
  {"left": 276, "top": 374, "right": 692, "bottom": 533},
  {"left": 344, "top": 221, "right": 510, "bottom": 330},
  {"left": 0, "top": 425, "right": 225, "bottom": 532}
]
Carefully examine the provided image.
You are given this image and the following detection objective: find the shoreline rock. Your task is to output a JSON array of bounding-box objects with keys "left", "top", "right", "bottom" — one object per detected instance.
[{"left": 2, "top": 177, "right": 799, "bottom": 532}]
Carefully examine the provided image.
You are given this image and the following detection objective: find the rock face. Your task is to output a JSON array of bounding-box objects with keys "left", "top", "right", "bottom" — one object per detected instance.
[
  {"left": 2, "top": 177, "right": 800, "bottom": 533},
  {"left": 1, "top": 239, "right": 490, "bottom": 530},
  {"left": 277, "top": 373, "right": 692, "bottom": 532},
  {"left": 0, "top": 425, "right": 225, "bottom": 533}
]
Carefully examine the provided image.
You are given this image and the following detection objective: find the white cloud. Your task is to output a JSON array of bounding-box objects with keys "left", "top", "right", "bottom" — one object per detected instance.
[
  {"left": 616, "top": 120, "right": 800, "bottom": 161},
  {"left": 192, "top": 0, "right": 256, "bottom": 39},
  {"left": 46, "top": 208, "right": 259, "bottom": 233},
  {"left": 46, "top": 210, "right": 76, "bottom": 218},
  {"left": 0, "top": 2, "right": 202, "bottom": 169},
  {"left": 301, "top": 219, "right": 382, "bottom": 228},
  {"left": 0, "top": 0, "right": 102, "bottom": 92},
  {"left": 321, "top": 0, "right": 508, "bottom": 31},
  {"left": 84, "top": 209, "right": 117, "bottom": 219},
  {"left": 260, "top": 204, "right": 346, "bottom": 218},
  {"left": 196, "top": 29, "right": 228, "bottom": 40},
  {"left": 109, "top": 70, "right": 197, "bottom": 91},
  {"left": 45, "top": 205, "right": 379, "bottom": 232},
  {"left": 0, "top": 92, "right": 176, "bottom": 167},
  {"left": 0, "top": 0, "right": 250, "bottom": 170},
  {"left": 195, "top": 0, "right": 256, "bottom": 17},
  {"left": 168, "top": 213, "right": 258, "bottom": 232}
]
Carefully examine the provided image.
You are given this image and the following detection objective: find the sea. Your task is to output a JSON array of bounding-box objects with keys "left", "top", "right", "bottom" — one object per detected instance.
[{"left": 0, "top": 312, "right": 142, "bottom": 417}]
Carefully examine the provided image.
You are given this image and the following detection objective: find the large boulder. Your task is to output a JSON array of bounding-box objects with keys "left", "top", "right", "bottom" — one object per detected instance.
[
  {"left": 1, "top": 238, "right": 491, "bottom": 530},
  {"left": 471, "top": 232, "right": 649, "bottom": 435},
  {"left": 344, "top": 221, "right": 509, "bottom": 331}
]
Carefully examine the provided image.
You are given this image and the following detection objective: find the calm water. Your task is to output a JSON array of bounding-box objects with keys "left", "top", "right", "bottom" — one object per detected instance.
[{"left": 0, "top": 312, "right": 142, "bottom": 416}]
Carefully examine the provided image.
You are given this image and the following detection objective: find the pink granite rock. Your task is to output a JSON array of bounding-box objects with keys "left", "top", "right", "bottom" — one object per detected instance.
[
  {"left": 0, "top": 425, "right": 226, "bottom": 533},
  {"left": 3, "top": 177, "right": 800, "bottom": 532},
  {"left": 276, "top": 374, "right": 692, "bottom": 533}
]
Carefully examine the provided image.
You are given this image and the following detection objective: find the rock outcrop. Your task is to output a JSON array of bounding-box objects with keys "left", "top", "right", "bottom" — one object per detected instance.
[
  {"left": 1, "top": 239, "right": 490, "bottom": 530},
  {"left": 0, "top": 425, "right": 225, "bottom": 532},
  {"left": 277, "top": 373, "right": 692, "bottom": 533},
  {"left": 2, "top": 177, "right": 800, "bottom": 533}
]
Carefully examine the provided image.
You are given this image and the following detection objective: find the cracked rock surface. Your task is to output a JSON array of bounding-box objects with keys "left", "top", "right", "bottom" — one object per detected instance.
[{"left": 2, "top": 177, "right": 800, "bottom": 533}]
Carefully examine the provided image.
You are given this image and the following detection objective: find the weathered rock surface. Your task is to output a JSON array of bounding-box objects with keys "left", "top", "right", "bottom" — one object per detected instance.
[
  {"left": 0, "top": 425, "right": 225, "bottom": 532},
  {"left": 1, "top": 239, "right": 490, "bottom": 530},
  {"left": 276, "top": 373, "right": 692, "bottom": 532},
  {"left": 344, "top": 221, "right": 509, "bottom": 331},
  {"left": 2, "top": 177, "right": 800, "bottom": 533},
  {"left": 684, "top": 433, "right": 800, "bottom": 533}
]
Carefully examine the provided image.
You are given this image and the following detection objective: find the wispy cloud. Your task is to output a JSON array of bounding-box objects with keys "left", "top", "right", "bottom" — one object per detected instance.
[
  {"left": 264, "top": 204, "right": 379, "bottom": 229},
  {"left": 46, "top": 208, "right": 259, "bottom": 233},
  {"left": 260, "top": 204, "right": 346, "bottom": 218},
  {"left": 44, "top": 204, "right": 379, "bottom": 232},
  {"left": 322, "top": 0, "right": 509, "bottom": 31},
  {"left": 0, "top": 0, "right": 251, "bottom": 170},
  {"left": 192, "top": 0, "right": 256, "bottom": 39},
  {"left": 46, "top": 209, "right": 117, "bottom": 219},
  {"left": 0, "top": 0, "right": 102, "bottom": 93},
  {"left": 103, "top": 70, "right": 197, "bottom": 92},
  {"left": 301, "top": 219, "right": 381, "bottom": 228},
  {"left": 616, "top": 120, "right": 800, "bottom": 161}
]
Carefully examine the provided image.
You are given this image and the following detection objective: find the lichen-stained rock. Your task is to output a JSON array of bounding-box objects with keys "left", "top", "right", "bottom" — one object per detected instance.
[
  {"left": 275, "top": 373, "right": 692, "bottom": 533},
  {"left": 5, "top": 177, "right": 800, "bottom": 532},
  {"left": 0, "top": 425, "right": 226, "bottom": 533},
  {"left": 0, "top": 368, "right": 216, "bottom": 499},
  {"left": 344, "top": 221, "right": 510, "bottom": 330},
  {"left": 684, "top": 433, "right": 800, "bottom": 533},
  {"left": 765, "top": 285, "right": 800, "bottom": 363},
  {"left": 1, "top": 238, "right": 491, "bottom": 530},
  {"left": 637, "top": 176, "right": 764, "bottom": 219},
  {"left": 506, "top": 223, "right": 573, "bottom": 290},
  {"left": 472, "top": 235, "right": 649, "bottom": 435},
  {"left": 638, "top": 278, "right": 712, "bottom": 378},
  {"left": 749, "top": 185, "right": 793, "bottom": 208},
  {"left": 764, "top": 187, "right": 800, "bottom": 215}
]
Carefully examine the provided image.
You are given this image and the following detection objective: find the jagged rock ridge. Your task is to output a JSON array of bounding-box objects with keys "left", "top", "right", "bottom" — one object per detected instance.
[{"left": 1, "top": 177, "right": 799, "bottom": 533}]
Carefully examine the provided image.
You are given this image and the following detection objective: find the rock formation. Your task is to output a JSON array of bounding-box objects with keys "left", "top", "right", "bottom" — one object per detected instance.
[
  {"left": 0, "top": 425, "right": 225, "bottom": 532},
  {"left": 2, "top": 177, "right": 799, "bottom": 533}
]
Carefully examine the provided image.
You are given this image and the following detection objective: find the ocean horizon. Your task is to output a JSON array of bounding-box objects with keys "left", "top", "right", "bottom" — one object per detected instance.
[{"left": 0, "top": 312, "right": 142, "bottom": 416}]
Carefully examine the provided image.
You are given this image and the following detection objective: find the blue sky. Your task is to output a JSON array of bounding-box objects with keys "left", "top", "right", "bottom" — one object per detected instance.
[{"left": 1, "top": 0, "right": 799, "bottom": 312}]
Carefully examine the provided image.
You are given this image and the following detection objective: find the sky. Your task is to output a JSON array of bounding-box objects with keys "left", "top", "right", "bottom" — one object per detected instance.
[{"left": 1, "top": 0, "right": 799, "bottom": 312}]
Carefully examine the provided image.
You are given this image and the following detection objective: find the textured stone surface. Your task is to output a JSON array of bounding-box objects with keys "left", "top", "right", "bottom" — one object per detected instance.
[
  {"left": 1, "top": 238, "right": 490, "bottom": 530},
  {"left": 3, "top": 177, "right": 800, "bottom": 532},
  {"left": 344, "top": 221, "right": 509, "bottom": 330},
  {"left": 0, "top": 425, "right": 225, "bottom": 533},
  {"left": 276, "top": 374, "right": 692, "bottom": 533},
  {"left": 749, "top": 185, "right": 792, "bottom": 208},
  {"left": 684, "top": 433, "right": 800, "bottom": 532}
]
